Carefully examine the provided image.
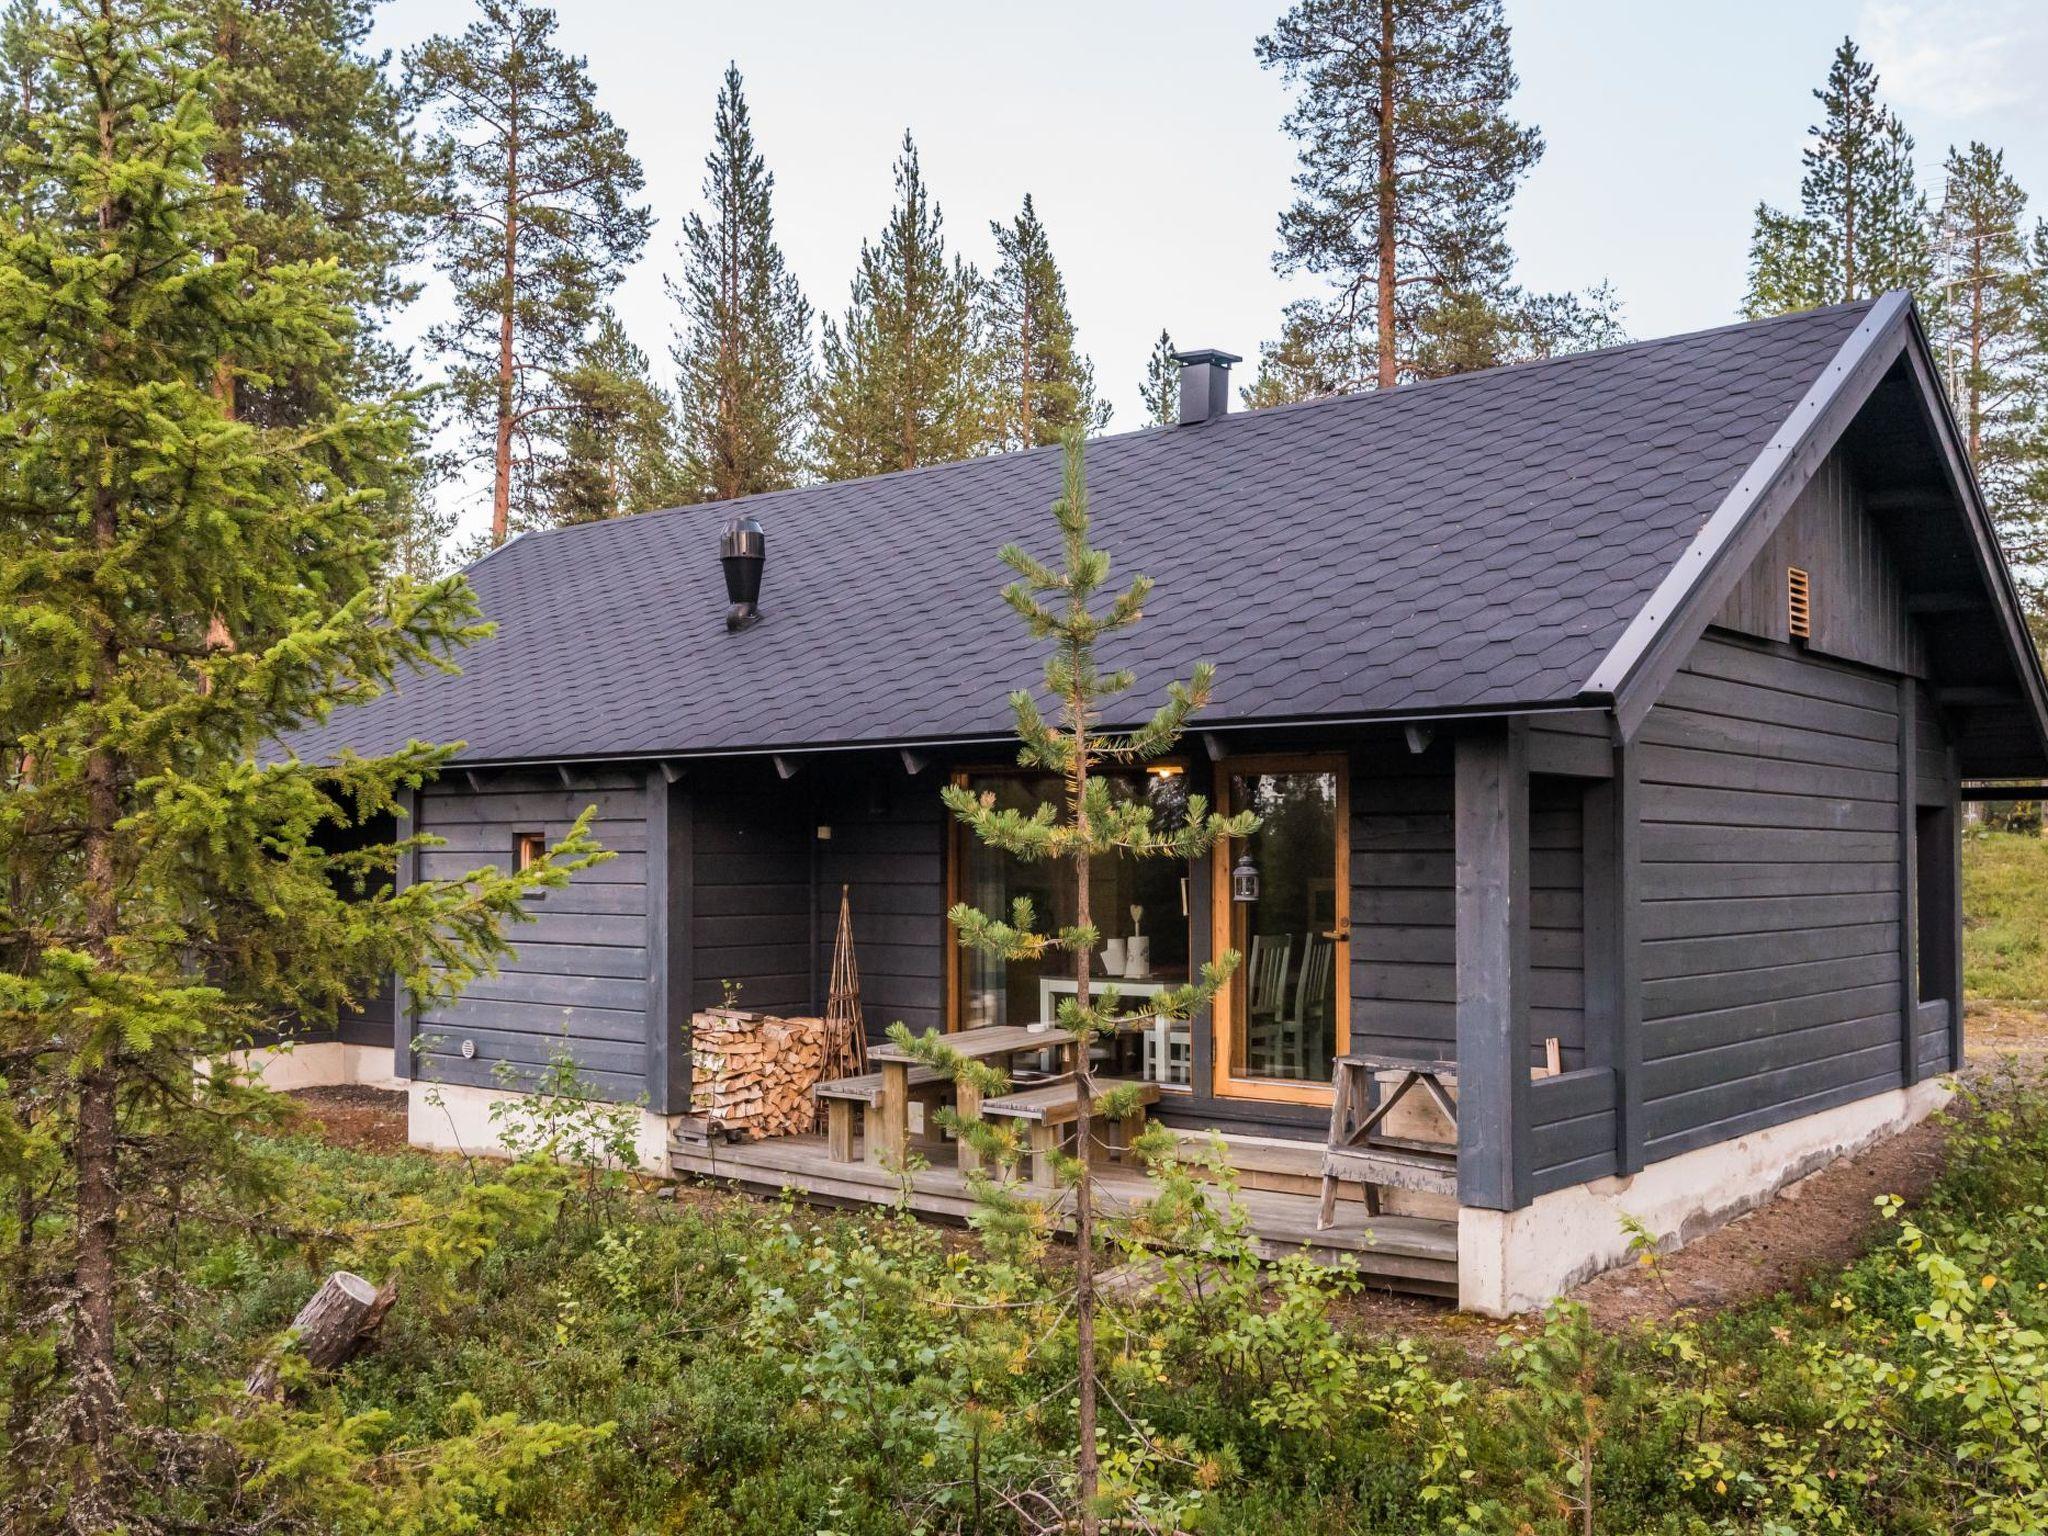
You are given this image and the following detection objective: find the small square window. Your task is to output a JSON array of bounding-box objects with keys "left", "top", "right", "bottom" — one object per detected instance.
[{"left": 514, "top": 832, "right": 546, "bottom": 871}]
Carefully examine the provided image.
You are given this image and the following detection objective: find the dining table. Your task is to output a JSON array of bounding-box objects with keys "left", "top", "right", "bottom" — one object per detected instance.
[{"left": 867, "top": 1023, "right": 1081, "bottom": 1174}]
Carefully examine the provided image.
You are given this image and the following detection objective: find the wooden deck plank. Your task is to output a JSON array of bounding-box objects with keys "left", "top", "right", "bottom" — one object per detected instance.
[{"left": 668, "top": 1131, "right": 1459, "bottom": 1292}]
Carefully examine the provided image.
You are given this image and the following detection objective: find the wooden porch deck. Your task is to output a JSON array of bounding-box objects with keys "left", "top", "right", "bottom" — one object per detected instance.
[{"left": 667, "top": 1130, "right": 1460, "bottom": 1299}]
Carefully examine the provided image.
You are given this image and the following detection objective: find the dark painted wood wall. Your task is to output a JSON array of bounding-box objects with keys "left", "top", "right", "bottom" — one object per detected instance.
[
  {"left": 1634, "top": 633, "right": 1917, "bottom": 1162},
  {"left": 405, "top": 767, "right": 653, "bottom": 1100},
  {"left": 1349, "top": 740, "right": 1587, "bottom": 1068}
]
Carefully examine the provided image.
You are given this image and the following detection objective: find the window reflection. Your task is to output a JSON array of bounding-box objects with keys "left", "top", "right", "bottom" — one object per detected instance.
[{"left": 956, "top": 768, "right": 1193, "bottom": 1086}]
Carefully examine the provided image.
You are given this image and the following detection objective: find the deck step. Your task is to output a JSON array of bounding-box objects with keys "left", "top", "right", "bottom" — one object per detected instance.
[{"left": 668, "top": 1132, "right": 1458, "bottom": 1298}]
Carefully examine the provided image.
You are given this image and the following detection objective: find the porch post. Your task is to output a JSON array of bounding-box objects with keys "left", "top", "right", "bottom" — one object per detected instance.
[
  {"left": 390, "top": 785, "right": 416, "bottom": 1081},
  {"left": 1454, "top": 719, "right": 1531, "bottom": 1211},
  {"left": 645, "top": 774, "right": 693, "bottom": 1117}
]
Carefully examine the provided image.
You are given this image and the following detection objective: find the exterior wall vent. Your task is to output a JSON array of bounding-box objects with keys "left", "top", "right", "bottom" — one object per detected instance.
[{"left": 1787, "top": 566, "right": 1812, "bottom": 641}]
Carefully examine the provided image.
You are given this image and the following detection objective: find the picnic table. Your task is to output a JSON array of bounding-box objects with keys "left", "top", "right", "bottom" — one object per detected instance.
[{"left": 867, "top": 1024, "right": 1080, "bottom": 1173}]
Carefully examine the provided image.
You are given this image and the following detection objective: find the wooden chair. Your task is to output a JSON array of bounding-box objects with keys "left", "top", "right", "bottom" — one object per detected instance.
[
  {"left": 1247, "top": 934, "right": 1293, "bottom": 1018},
  {"left": 1317, "top": 1054, "right": 1459, "bottom": 1227},
  {"left": 1280, "top": 935, "right": 1335, "bottom": 1079}
]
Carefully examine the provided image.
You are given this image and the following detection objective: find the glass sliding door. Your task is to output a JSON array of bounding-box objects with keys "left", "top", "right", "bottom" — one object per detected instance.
[
  {"left": 1215, "top": 757, "right": 1349, "bottom": 1100},
  {"left": 949, "top": 767, "right": 1195, "bottom": 1087}
]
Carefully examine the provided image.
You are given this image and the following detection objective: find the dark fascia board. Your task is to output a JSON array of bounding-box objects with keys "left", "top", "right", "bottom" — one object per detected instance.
[
  {"left": 1579, "top": 292, "right": 1915, "bottom": 739},
  {"left": 419, "top": 701, "right": 1618, "bottom": 774}
]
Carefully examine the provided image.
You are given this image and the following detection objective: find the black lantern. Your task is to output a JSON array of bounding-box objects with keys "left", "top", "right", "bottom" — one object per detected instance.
[
  {"left": 720, "top": 512, "right": 765, "bottom": 631},
  {"left": 1230, "top": 849, "right": 1260, "bottom": 903}
]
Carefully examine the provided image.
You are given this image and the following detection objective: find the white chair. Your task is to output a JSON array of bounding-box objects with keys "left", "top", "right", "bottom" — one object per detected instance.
[{"left": 1142, "top": 1015, "right": 1191, "bottom": 1086}]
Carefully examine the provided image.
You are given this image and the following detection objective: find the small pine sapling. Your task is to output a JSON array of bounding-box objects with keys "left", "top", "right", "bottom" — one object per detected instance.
[{"left": 890, "top": 429, "right": 1255, "bottom": 1532}]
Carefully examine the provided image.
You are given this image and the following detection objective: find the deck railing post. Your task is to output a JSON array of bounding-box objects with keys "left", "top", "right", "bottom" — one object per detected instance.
[{"left": 1454, "top": 719, "right": 1532, "bottom": 1210}]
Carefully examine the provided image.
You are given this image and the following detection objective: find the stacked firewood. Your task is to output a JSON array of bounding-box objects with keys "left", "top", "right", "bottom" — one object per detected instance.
[{"left": 689, "top": 1009, "right": 828, "bottom": 1140}]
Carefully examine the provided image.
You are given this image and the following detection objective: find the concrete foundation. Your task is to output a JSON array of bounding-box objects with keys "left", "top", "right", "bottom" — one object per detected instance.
[
  {"left": 1458, "top": 1075, "right": 1953, "bottom": 1316},
  {"left": 406, "top": 1078, "right": 677, "bottom": 1175},
  {"left": 230, "top": 1040, "right": 402, "bottom": 1092}
]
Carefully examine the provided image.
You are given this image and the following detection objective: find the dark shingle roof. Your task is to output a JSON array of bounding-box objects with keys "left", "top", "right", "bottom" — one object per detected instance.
[{"left": 294, "top": 301, "right": 1875, "bottom": 765}]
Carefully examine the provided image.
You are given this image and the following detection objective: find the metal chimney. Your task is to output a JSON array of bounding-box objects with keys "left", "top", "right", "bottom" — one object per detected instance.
[
  {"left": 720, "top": 512, "right": 764, "bottom": 631},
  {"left": 1169, "top": 347, "right": 1241, "bottom": 425}
]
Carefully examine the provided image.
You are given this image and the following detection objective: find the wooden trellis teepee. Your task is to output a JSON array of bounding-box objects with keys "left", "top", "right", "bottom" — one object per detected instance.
[{"left": 818, "top": 885, "right": 869, "bottom": 1100}]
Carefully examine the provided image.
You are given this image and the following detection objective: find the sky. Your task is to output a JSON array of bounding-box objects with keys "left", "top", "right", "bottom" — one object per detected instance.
[{"left": 366, "top": 0, "right": 2048, "bottom": 539}]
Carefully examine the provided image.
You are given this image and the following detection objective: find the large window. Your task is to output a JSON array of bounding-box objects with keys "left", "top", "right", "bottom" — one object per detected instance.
[{"left": 952, "top": 767, "right": 1194, "bottom": 1084}]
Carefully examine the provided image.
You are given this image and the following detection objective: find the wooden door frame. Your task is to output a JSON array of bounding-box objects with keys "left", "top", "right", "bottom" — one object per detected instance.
[{"left": 1208, "top": 752, "right": 1351, "bottom": 1105}]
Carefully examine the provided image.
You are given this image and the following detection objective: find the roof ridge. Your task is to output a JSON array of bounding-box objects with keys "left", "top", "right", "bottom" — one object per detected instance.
[{"left": 1225, "top": 297, "right": 1882, "bottom": 428}]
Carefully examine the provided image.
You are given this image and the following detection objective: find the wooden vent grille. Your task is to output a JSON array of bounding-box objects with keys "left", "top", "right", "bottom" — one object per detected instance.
[{"left": 1787, "top": 566, "right": 1813, "bottom": 640}]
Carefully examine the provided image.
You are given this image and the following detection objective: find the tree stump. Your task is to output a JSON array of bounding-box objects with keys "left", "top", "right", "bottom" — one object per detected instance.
[{"left": 245, "top": 1270, "right": 393, "bottom": 1400}]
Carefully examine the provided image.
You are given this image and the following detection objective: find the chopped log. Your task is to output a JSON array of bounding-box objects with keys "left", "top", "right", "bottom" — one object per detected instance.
[{"left": 245, "top": 1270, "right": 389, "bottom": 1400}]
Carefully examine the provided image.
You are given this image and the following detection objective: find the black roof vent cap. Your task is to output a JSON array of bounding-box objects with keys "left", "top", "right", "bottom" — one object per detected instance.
[
  {"left": 720, "top": 512, "right": 764, "bottom": 631},
  {"left": 1169, "top": 347, "right": 1242, "bottom": 426}
]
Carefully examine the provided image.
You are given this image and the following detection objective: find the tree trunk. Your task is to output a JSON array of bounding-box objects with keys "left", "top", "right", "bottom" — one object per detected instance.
[
  {"left": 210, "top": 10, "right": 240, "bottom": 419},
  {"left": 491, "top": 82, "right": 521, "bottom": 547},
  {"left": 71, "top": 61, "right": 128, "bottom": 1470},
  {"left": 245, "top": 1272, "right": 395, "bottom": 1401},
  {"left": 1374, "top": 0, "right": 1398, "bottom": 390},
  {"left": 1070, "top": 712, "right": 1099, "bottom": 1535}
]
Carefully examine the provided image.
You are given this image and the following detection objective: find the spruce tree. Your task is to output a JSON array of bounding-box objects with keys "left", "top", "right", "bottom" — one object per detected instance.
[
  {"left": 1257, "top": 0, "right": 1607, "bottom": 393},
  {"left": 982, "top": 194, "right": 1106, "bottom": 449},
  {"left": 536, "top": 309, "right": 688, "bottom": 527},
  {"left": 895, "top": 432, "right": 1251, "bottom": 1534},
  {"left": 1139, "top": 328, "right": 1178, "bottom": 426},
  {"left": 408, "top": 0, "right": 652, "bottom": 546},
  {"left": 1745, "top": 37, "right": 1931, "bottom": 317},
  {"left": 0, "top": 3, "right": 591, "bottom": 1519},
  {"left": 668, "top": 63, "right": 813, "bottom": 503},
  {"left": 816, "top": 132, "right": 986, "bottom": 478}
]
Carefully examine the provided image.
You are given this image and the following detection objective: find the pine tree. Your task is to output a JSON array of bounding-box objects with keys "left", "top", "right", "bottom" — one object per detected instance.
[
  {"left": 1139, "top": 328, "right": 1178, "bottom": 426},
  {"left": 535, "top": 309, "right": 688, "bottom": 528},
  {"left": 1256, "top": 0, "right": 1606, "bottom": 394},
  {"left": 198, "top": 0, "right": 423, "bottom": 422},
  {"left": 408, "top": 0, "right": 653, "bottom": 546},
  {"left": 0, "top": 3, "right": 592, "bottom": 1518},
  {"left": 1999, "top": 218, "right": 2048, "bottom": 631},
  {"left": 816, "top": 132, "right": 986, "bottom": 479},
  {"left": 1933, "top": 144, "right": 2034, "bottom": 474},
  {"left": 1745, "top": 37, "right": 1931, "bottom": 317},
  {"left": 982, "top": 194, "right": 1106, "bottom": 449},
  {"left": 896, "top": 432, "right": 1252, "bottom": 1535},
  {"left": 668, "top": 63, "right": 813, "bottom": 503}
]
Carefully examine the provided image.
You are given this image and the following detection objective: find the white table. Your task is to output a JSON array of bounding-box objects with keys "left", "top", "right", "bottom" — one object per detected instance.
[{"left": 1036, "top": 975, "right": 1190, "bottom": 1087}]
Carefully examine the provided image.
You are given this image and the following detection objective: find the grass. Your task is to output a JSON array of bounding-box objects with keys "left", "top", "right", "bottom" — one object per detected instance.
[
  {"left": 100, "top": 1054, "right": 2048, "bottom": 1535},
  {"left": 1964, "top": 829, "right": 2048, "bottom": 1001}
]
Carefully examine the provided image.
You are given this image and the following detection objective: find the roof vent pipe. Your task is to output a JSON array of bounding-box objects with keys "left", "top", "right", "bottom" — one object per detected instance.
[
  {"left": 1170, "top": 347, "right": 1241, "bottom": 426},
  {"left": 720, "top": 512, "right": 764, "bottom": 631}
]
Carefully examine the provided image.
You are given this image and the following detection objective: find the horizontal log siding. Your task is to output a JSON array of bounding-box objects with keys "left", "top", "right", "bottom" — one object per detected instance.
[
  {"left": 1637, "top": 633, "right": 1905, "bottom": 1162},
  {"left": 413, "top": 769, "right": 651, "bottom": 1100},
  {"left": 1528, "top": 1067, "right": 1619, "bottom": 1193},
  {"left": 690, "top": 769, "right": 812, "bottom": 1016},
  {"left": 1349, "top": 753, "right": 1585, "bottom": 1067},
  {"left": 814, "top": 767, "right": 947, "bottom": 1041}
]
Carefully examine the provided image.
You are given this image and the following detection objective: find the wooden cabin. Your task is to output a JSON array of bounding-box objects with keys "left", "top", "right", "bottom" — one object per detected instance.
[{"left": 291, "top": 295, "right": 2048, "bottom": 1312}]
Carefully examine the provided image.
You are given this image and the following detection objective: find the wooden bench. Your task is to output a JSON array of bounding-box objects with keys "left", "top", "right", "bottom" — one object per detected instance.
[
  {"left": 813, "top": 1067, "right": 948, "bottom": 1164},
  {"left": 981, "top": 1077, "right": 1162, "bottom": 1187},
  {"left": 1318, "top": 1055, "right": 1458, "bottom": 1227}
]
